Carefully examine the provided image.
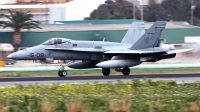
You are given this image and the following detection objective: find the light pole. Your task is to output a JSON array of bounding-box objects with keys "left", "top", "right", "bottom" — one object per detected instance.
[
  {"left": 96, "top": 5, "right": 99, "bottom": 20},
  {"left": 191, "top": 0, "right": 196, "bottom": 25},
  {"left": 46, "top": 0, "right": 49, "bottom": 24},
  {"left": 38, "top": 3, "right": 42, "bottom": 23},
  {"left": 132, "top": 0, "right": 135, "bottom": 20},
  {"left": 96, "top": 9, "right": 98, "bottom": 20},
  {"left": 140, "top": 0, "right": 143, "bottom": 21}
]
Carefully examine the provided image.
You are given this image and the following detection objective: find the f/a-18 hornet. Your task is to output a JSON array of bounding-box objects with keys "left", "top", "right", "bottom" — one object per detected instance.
[{"left": 7, "top": 21, "right": 192, "bottom": 77}]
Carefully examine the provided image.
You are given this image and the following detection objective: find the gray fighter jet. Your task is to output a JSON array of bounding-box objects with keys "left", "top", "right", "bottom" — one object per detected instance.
[{"left": 7, "top": 21, "right": 192, "bottom": 77}]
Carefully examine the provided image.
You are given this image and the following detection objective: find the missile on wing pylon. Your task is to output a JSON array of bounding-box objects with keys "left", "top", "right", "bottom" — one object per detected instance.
[{"left": 96, "top": 59, "right": 142, "bottom": 68}]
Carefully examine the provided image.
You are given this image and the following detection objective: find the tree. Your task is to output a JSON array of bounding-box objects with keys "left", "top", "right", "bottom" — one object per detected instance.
[
  {"left": 85, "top": 4, "right": 112, "bottom": 20},
  {"left": 85, "top": 0, "right": 141, "bottom": 20},
  {"left": 143, "top": 0, "right": 199, "bottom": 25},
  {"left": 0, "top": 9, "right": 42, "bottom": 51},
  {"left": 144, "top": 4, "right": 169, "bottom": 22},
  {"left": 193, "top": 17, "right": 200, "bottom": 26},
  {"left": 194, "top": 3, "right": 200, "bottom": 19},
  {"left": 161, "top": 0, "right": 190, "bottom": 21}
]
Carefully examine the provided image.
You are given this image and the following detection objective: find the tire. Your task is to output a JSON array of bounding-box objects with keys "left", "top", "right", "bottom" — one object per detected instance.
[
  {"left": 58, "top": 70, "right": 62, "bottom": 77},
  {"left": 122, "top": 67, "right": 130, "bottom": 76},
  {"left": 102, "top": 68, "right": 110, "bottom": 76},
  {"left": 58, "top": 70, "right": 67, "bottom": 77},
  {"left": 62, "top": 70, "right": 67, "bottom": 77}
]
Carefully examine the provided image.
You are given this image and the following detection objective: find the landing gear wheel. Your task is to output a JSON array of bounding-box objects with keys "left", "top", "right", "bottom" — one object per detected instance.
[
  {"left": 102, "top": 68, "right": 110, "bottom": 76},
  {"left": 58, "top": 70, "right": 67, "bottom": 77},
  {"left": 58, "top": 70, "right": 62, "bottom": 77},
  {"left": 122, "top": 67, "right": 130, "bottom": 76},
  {"left": 62, "top": 70, "right": 67, "bottom": 77}
]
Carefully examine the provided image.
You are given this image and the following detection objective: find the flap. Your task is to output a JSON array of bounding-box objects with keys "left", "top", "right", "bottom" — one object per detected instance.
[{"left": 166, "top": 48, "right": 193, "bottom": 54}]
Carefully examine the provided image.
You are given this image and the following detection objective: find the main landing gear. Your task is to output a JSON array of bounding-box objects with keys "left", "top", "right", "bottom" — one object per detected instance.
[
  {"left": 102, "top": 68, "right": 110, "bottom": 76},
  {"left": 102, "top": 67, "right": 130, "bottom": 76}
]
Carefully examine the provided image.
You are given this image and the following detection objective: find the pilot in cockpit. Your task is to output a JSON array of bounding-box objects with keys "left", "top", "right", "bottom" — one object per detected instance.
[{"left": 55, "top": 38, "right": 62, "bottom": 44}]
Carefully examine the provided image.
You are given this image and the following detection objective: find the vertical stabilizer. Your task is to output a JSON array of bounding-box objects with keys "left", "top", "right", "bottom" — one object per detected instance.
[
  {"left": 130, "top": 21, "right": 167, "bottom": 50},
  {"left": 121, "top": 22, "right": 145, "bottom": 44}
]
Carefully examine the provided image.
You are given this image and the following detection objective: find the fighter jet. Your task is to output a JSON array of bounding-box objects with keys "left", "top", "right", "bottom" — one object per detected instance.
[{"left": 7, "top": 21, "right": 192, "bottom": 77}]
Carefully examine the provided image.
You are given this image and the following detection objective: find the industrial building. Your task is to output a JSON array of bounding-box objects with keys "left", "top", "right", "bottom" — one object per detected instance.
[{"left": 0, "top": 0, "right": 199, "bottom": 49}]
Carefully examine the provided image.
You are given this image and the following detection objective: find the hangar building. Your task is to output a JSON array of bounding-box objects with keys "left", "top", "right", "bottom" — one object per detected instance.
[{"left": 0, "top": 19, "right": 199, "bottom": 49}]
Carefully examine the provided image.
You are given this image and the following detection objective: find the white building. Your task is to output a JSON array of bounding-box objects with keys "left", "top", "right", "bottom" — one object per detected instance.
[
  {"left": 0, "top": 0, "right": 16, "bottom": 5},
  {"left": 0, "top": 0, "right": 108, "bottom": 24}
]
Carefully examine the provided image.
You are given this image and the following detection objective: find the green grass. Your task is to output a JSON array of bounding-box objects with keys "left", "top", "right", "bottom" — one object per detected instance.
[
  {"left": 0, "top": 79, "right": 200, "bottom": 112},
  {"left": 0, "top": 67, "right": 200, "bottom": 77}
]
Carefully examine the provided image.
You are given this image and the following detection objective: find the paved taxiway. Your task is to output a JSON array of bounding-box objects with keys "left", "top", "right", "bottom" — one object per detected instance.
[{"left": 0, "top": 73, "right": 200, "bottom": 87}]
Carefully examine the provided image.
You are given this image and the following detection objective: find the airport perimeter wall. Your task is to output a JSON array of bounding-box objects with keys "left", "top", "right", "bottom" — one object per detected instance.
[{"left": 0, "top": 28, "right": 200, "bottom": 47}]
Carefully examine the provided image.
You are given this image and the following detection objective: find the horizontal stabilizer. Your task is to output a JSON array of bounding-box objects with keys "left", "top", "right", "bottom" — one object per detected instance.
[{"left": 166, "top": 48, "right": 193, "bottom": 54}]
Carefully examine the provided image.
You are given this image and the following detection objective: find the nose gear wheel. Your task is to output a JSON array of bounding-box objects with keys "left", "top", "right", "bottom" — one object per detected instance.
[
  {"left": 58, "top": 70, "right": 67, "bottom": 77},
  {"left": 56, "top": 60, "right": 74, "bottom": 77}
]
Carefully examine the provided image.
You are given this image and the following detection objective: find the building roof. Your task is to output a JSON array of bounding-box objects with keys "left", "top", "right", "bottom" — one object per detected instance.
[{"left": 0, "top": 21, "right": 199, "bottom": 32}]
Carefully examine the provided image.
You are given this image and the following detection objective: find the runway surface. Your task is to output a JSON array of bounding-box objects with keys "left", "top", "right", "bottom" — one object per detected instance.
[
  {"left": 1, "top": 73, "right": 200, "bottom": 82},
  {"left": 3, "top": 64, "right": 200, "bottom": 72},
  {"left": 3, "top": 59, "right": 200, "bottom": 72},
  {"left": 0, "top": 73, "right": 200, "bottom": 86}
]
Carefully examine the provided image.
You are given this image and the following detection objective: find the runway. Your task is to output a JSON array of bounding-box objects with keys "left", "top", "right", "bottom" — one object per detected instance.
[
  {"left": 3, "top": 63, "right": 200, "bottom": 72},
  {"left": 0, "top": 73, "right": 200, "bottom": 86}
]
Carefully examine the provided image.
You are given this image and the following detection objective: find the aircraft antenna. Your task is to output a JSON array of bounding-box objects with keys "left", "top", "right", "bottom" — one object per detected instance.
[{"left": 103, "top": 38, "right": 105, "bottom": 42}]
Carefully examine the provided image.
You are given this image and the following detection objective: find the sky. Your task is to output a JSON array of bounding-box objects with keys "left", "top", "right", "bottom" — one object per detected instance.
[{"left": 65, "top": 0, "right": 107, "bottom": 20}]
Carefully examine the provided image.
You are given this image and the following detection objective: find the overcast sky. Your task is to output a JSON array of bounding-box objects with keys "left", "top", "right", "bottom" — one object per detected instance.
[{"left": 65, "top": 0, "right": 106, "bottom": 20}]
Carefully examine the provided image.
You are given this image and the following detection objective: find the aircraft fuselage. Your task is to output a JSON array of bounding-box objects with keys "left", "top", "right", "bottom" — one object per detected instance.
[{"left": 8, "top": 40, "right": 132, "bottom": 61}]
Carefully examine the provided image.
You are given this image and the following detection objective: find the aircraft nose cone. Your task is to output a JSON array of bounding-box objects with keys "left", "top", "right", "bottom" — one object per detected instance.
[
  {"left": 7, "top": 54, "right": 12, "bottom": 58},
  {"left": 7, "top": 51, "right": 27, "bottom": 60}
]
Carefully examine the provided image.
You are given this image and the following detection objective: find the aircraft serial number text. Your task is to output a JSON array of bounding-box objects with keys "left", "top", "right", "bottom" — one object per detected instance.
[{"left": 29, "top": 53, "right": 44, "bottom": 57}]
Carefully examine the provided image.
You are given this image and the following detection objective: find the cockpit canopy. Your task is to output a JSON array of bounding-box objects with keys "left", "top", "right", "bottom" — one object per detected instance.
[{"left": 41, "top": 38, "right": 71, "bottom": 45}]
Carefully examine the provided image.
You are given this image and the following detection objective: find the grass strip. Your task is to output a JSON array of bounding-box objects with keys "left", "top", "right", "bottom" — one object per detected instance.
[{"left": 0, "top": 79, "right": 200, "bottom": 112}]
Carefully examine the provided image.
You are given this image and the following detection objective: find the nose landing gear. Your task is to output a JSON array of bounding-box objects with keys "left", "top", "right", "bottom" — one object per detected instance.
[
  {"left": 56, "top": 60, "right": 74, "bottom": 77},
  {"left": 58, "top": 65, "right": 67, "bottom": 77}
]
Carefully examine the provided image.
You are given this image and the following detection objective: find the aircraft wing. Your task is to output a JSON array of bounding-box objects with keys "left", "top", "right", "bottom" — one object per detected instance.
[
  {"left": 45, "top": 48, "right": 107, "bottom": 52},
  {"left": 104, "top": 50, "right": 164, "bottom": 54},
  {"left": 45, "top": 47, "right": 193, "bottom": 55},
  {"left": 103, "top": 48, "right": 193, "bottom": 55}
]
